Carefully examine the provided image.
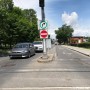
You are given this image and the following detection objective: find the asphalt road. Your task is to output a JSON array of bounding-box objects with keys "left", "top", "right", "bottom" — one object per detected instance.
[{"left": 0, "top": 45, "right": 90, "bottom": 90}]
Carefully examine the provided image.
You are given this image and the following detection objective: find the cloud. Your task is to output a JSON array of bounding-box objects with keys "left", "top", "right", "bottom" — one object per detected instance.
[
  {"left": 13, "top": 0, "right": 52, "bottom": 9},
  {"left": 73, "top": 26, "right": 90, "bottom": 36},
  {"left": 13, "top": 0, "right": 39, "bottom": 9},
  {"left": 62, "top": 12, "right": 78, "bottom": 26},
  {"left": 62, "top": 12, "right": 90, "bottom": 36},
  {"left": 13, "top": 0, "right": 41, "bottom": 17}
]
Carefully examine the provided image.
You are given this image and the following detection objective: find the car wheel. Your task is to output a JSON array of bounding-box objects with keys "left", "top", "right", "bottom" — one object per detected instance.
[
  {"left": 34, "top": 50, "right": 36, "bottom": 55},
  {"left": 28, "top": 52, "right": 31, "bottom": 58},
  {"left": 9, "top": 56, "right": 13, "bottom": 59},
  {"left": 10, "top": 57, "right": 12, "bottom": 59}
]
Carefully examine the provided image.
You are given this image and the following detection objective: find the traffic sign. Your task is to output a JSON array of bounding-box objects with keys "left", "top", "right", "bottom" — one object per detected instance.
[
  {"left": 40, "top": 30, "right": 48, "bottom": 38},
  {"left": 39, "top": 21, "right": 48, "bottom": 30}
]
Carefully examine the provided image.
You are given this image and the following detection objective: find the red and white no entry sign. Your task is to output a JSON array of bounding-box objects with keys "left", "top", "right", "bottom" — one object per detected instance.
[{"left": 40, "top": 30, "right": 48, "bottom": 38}]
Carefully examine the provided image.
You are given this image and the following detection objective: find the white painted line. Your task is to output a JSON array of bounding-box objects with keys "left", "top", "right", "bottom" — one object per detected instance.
[
  {"left": 0, "top": 69, "right": 3, "bottom": 72},
  {"left": 62, "top": 52, "right": 72, "bottom": 55},
  {"left": 67, "top": 53, "right": 72, "bottom": 55},
  {"left": 0, "top": 69, "right": 5, "bottom": 71},
  {"left": 8, "top": 68, "right": 89, "bottom": 72},
  {"left": 57, "top": 59, "right": 74, "bottom": 61},
  {"left": 1, "top": 87, "right": 90, "bottom": 90},
  {"left": 63, "top": 52, "right": 66, "bottom": 54},
  {"left": 55, "top": 52, "right": 57, "bottom": 60},
  {"left": 54, "top": 47, "right": 57, "bottom": 60},
  {"left": 57, "top": 58, "right": 90, "bottom": 61},
  {"left": 17, "top": 69, "right": 40, "bottom": 72}
]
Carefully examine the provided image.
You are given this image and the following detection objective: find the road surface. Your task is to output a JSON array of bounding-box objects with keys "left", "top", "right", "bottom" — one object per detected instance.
[{"left": 0, "top": 45, "right": 90, "bottom": 90}]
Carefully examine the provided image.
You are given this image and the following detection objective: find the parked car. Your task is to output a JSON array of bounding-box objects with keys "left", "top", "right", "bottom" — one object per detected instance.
[
  {"left": 55, "top": 42, "right": 59, "bottom": 45},
  {"left": 33, "top": 41, "right": 43, "bottom": 52},
  {"left": 9, "top": 43, "right": 35, "bottom": 59}
]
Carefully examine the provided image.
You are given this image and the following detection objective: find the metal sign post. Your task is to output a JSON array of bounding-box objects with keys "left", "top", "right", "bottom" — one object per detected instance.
[
  {"left": 40, "top": 7, "right": 48, "bottom": 59},
  {"left": 39, "top": 0, "right": 48, "bottom": 59},
  {"left": 41, "top": 7, "right": 47, "bottom": 58}
]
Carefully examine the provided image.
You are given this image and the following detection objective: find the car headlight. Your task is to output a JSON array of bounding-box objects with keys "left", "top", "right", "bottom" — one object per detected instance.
[
  {"left": 39, "top": 46, "right": 43, "bottom": 48},
  {"left": 23, "top": 50, "right": 28, "bottom": 53},
  {"left": 9, "top": 50, "right": 12, "bottom": 54}
]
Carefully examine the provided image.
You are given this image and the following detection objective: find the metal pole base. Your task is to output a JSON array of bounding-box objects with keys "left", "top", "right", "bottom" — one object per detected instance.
[{"left": 41, "top": 53, "right": 49, "bottom": 59}]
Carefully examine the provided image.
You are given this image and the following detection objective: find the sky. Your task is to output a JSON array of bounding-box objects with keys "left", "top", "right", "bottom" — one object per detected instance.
[{"left": 13, "top": 0, "right": 90, "bottom": 39}]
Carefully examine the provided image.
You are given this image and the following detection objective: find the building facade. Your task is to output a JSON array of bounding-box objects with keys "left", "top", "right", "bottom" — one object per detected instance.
[{"left": 70, "top": 36, "right": 84, "bottom": 45}]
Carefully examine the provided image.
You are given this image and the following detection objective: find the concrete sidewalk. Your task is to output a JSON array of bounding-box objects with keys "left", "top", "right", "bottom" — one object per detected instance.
[{"left": 62, "top": 45, "right": 90, "bottom": 56}]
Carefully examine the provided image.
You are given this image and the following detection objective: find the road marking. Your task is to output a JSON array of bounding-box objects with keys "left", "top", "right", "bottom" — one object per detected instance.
[
  {"left": 57, "top": 58, "right": 90, "bottom": 61},
  {"left": 0, "top": 69, "right": 4, "bottom": 72},
  {"left": 1, "top": 87, "right": 90, "bottom": 90},
  {"left": 55, "top": 47, "right": 57, "bottom": 60},
  {"left": 62, "top": 52, "right": 72, "bottom": 55},
  {"left": 63, "top": 52, "right": 66, "bottom": 54},
  {"left": 2, "top": 68, "right": 90, "bottom": 73},
  {"left": 16, "top": 68, "right": 90, "bottom": 72},
  {"left": 67, "top": 53, "right": 72, "bottom": 55},
  {"left": 57, "top": 59, "right": 74, "bottom": 60},
  {"left": 0, "top": 68, "right": 6, "bottom": 72},
  {"left": 54, "top": 52, "right": 57, "bottom": 60}
]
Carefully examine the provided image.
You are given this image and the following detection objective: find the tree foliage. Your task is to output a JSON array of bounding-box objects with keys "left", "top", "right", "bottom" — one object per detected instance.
[
  {"left": 55, "top": 24, "right": 74, "bottom": 44},
  {"left": 0, "top": 0, "right": 13, "bottom": 11},
  {"left": 0, "top": 0, "right": 39, "bottom": 48},
  {"left": 87, "top": 37, "right": 90, "bottom": 42}
]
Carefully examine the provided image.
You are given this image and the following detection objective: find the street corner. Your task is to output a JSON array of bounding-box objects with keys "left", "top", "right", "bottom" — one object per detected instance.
[{"left": 37, "top": 54, "right": 54, "bottom": 63}]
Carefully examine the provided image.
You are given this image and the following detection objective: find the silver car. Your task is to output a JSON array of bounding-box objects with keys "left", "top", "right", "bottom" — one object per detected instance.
[
  {"left": 33, "top": 41, "right": 43, "bottom": 52},
  {"left": 9, "top": 43, "right": 35, "bottom": 59}
]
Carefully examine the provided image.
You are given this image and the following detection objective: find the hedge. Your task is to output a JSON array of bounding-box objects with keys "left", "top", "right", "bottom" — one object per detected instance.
[{"left": 78, "top": 42, "right": 90, "bottom": 48}]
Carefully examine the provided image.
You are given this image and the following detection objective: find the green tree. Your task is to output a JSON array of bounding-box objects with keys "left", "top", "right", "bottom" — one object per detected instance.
[
  {"left": 0, "top": 0, "right": 13, "bottom": 11},
  {"left": 23, "top": 9, "right": 39, "bottom": 41},
  {"left": 55, "top": 24, "right": 74, "bottom": 44},
  {"left": 23, "top": 9, "right": 37, "bottom": 24},
  {"left": 87, "top": 37, "right": 90, "bottom": 42},
  {"left": 0, "top": 0, "right": 39, "bottom": 48},
  {"left": 0, "top": 0, "right": 14, "bottom": 47},
  {"left": 0, "top": 9, "right": 8, "bottom": 46}
]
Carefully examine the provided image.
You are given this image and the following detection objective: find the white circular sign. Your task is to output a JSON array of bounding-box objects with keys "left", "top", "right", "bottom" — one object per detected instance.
[{"left": 40, "top": 21, "right": 48, "bottom": 29}]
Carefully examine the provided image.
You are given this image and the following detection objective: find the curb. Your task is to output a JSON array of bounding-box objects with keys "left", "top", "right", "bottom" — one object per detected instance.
[
  {"left": 66, "top": 46, "right": 90, "bottom": 57},
  {"left": 37, "top": 54, "right": 54, "bottom": 63},
  {"left": 69, "top": 48, "right": 90, "bottom": 57}
]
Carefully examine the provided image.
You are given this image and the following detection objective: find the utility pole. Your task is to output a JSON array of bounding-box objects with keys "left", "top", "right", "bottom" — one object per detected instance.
[{"left": 39, "top": 0, "right": 48, "bottom": 58}]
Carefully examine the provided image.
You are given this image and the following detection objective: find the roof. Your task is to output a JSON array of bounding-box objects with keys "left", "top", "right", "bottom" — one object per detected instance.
[{"left": 71, "top": 36, "right": 84, "bottom": 38}]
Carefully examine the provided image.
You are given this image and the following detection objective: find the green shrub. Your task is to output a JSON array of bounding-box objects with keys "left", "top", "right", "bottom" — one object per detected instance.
[
  {"left": 0, "top": 49, "right": 9, "bottom": 57},
  {"left": 78, "top": 42, "right": 90, "bottom": 48}
]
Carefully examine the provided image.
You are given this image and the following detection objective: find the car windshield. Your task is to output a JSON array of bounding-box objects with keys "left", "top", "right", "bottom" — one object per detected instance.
[
  {"left": 14, "top": 44, "right": 29, "bottom": 48},
  {"left": 33, "top": 42, "right": 42, "bottom": 45}
]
